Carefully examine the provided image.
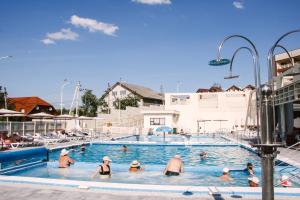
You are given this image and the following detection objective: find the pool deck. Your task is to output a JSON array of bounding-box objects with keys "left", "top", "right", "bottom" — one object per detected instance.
[{"left": 0, "top": 181, "right": 299, "bottom": 200}]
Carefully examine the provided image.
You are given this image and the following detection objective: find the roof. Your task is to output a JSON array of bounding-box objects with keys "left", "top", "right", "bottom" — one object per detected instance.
[
  {"left": 103, "top": 82, "right": 163, "bottom": 100},
  {"left": 243, "top": 84, "right": 255, "bottom": 91},
  {"left": 196, "top": 88, "right": 209, "bottom": 93},
  {"left": 8, "top": 96, "right": 55, "bottom": 115},
  {"left": 226, "top": 85, "right": 242, "bottom": 92},
  {"left": 209, "top": 86, "right": 223, "bottom": 92}
]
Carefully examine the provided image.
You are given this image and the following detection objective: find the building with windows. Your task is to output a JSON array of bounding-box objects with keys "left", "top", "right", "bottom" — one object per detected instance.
[
  {"left": 8, "top": 96, "right": 56, "bottom": 115},
  {"left": 142, "top": 85, "right": 256, "bottom": 134},
  {"left": 273, "top": 48, "right": 300, "bottom": 145},
  {"left": 100, "top": 82, "right": 163, "bottom": 112}
]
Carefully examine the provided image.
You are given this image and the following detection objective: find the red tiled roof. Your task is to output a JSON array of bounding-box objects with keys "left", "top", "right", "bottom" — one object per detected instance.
[{"left": 8, "top": 96, "right": 55, "bottom": 115}]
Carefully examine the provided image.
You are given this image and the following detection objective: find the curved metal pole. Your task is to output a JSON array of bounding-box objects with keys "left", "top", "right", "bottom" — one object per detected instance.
[
  {"left": 275, "top": 45, "right": 295, "bottom": 66},
  {"left": 217, "top": 35, "right": 261, "bottom": 140},
  {"left": 228, "top": 46, "right": 260, "bottom": 143},
  {"left": 268, "top": 29, "right": 300, "bottom": 83},
  {"left": 229, "top": 47, "right": 256, "bottom": 85},
  {"left": 217, "top": 35, "right": 261, "bottom": 89}
]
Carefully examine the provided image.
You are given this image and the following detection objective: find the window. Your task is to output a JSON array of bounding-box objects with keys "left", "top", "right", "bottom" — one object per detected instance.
[
  {"left": 120, "top": 90, "right": 126, "bottom": 96},
  {"left": 150, "top": 118, "right": 165, "bottom": 125},
  {"left": 170, "top": 95, "right": 190, "bottom": 105},
  {"left": 112, "top": 91, "right": 118, "bottom": 97}
]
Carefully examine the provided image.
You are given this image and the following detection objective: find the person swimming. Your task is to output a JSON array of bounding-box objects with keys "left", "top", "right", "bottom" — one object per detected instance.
[
  {"left": 280, "top": 175, "right": 292, "bottom": 187},
  {"left": 163, "top": 155, "right": 184, "bottom": 176},
  {"left": 93, "top": 156, "right": 112, "bottom": 178},
  {"left": 200, "top": 152, "right": 207, "bottom": 159},
  {"left": 58, "top": 149, "right": 74, "bottom": 168},
  {"left": 248, "top": 176, "right": 259, "bottom": 187},
  {"left": 129, "top": 160, "right": 144, "bottom": 172},
  {"left": 219, "top": 168, "right": 232, "bottom": 181},
  {"left": 122, "top": 145, "right": 128, "bottom": 152},
  {"left": 80, "top": 144, "right": 86, "bottom": 152},
  {"left": 245, "top": 162, "right": 254, "bottom": 176}
]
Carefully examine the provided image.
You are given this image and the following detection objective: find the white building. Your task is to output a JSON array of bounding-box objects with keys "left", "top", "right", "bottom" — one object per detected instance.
[
  {"left": 142, "top": 85, "right": 256, "bottom": 134},
  {"left": 100, "top": 82, "right": 163, "bottom": 113}
]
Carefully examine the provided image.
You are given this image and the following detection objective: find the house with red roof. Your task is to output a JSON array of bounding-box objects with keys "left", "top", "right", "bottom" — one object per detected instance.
[{"left": 8, "top": 96, "right": 57, "bottom": 115}]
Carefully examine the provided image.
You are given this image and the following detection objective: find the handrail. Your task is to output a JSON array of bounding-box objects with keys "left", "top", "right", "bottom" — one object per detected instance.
[{"left": 275, "top": 144, "right": 300, "bottom": 166}]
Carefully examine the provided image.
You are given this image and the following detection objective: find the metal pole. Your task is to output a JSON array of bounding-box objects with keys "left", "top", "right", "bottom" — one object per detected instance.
[
  {"left": 216, "top": 35, "right": 262, "bottom": 141},
  {"left": 60, "top": 80, "right": 69, "bottom": 115},
  {"left": 260, "top": 84, "right": 277, "bottom": 200}
]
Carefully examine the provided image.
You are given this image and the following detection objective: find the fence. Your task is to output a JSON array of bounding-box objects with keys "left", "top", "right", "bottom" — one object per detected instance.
[{"left": 0, "top": 121, "right": 63, "bottom": 136}]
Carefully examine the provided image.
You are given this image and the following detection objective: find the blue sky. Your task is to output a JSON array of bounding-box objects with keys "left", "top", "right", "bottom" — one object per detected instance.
[{"left": 1, "top": 0, "right": 300, "bottom": 108}]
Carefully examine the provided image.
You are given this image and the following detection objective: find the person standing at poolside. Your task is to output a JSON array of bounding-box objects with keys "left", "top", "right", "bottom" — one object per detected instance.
[
  {"left": 164, "top": 155, "right": 184, "bottom": 176},
  {"left": 58, "top": 149, "right": 74, "bottom": 168},
  {"left": 93, "top": 156, "right": 112, "bottom": 178},
  {"left": 220, "top": 168, "right": 232, "bottom": 181}
]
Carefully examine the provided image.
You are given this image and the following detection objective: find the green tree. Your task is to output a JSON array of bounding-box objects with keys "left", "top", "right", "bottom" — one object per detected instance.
[
  {"left": 98, "top": 98, "right": 109, "bottom": 114},
  {"left": 80, "top": 90, "right": 98, "bottom": 117},
  {"left": 0, "top": 86, "right": 14, "bottom": 110},
  {"left": 113, "top": 95, "right": 140, "bottom": 110}
]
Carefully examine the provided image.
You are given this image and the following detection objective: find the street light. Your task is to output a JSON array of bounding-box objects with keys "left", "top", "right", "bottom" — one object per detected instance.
[{"left": 60, "top": 79, "right": 70, "bottom": 115}]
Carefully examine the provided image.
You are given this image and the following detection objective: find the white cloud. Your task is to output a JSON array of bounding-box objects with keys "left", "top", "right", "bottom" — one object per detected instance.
[
  {"left": 41, "top": 28, "right": 79, "bottom": 45},
  {"left": 70, "top": 15, "right": 119, "bottom": 36},
  {"left": 132, "top": 0, "right": 171, "bottom": 5},
  {"left": 233, "top": 1, "right": 244, "bottom": 9}
]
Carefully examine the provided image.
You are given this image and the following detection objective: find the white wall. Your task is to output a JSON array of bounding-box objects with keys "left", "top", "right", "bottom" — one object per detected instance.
[
  {"left": 159, "top": 91, "right": 256, "bottom": 133},
  {"left": 143, "top": 114, "right": 176, "bottom": 133}
]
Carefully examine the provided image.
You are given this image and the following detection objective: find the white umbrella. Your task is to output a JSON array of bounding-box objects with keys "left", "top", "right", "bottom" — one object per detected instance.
[
  {"left": 1, "top": 113, "right": 25, "bottom": 117},
  {"left": 0, "top": 108, "right": 23, "bottom": 115},
  {"left": 78, "top": 116, "right": 93, "bottom": 120},
  {"left": 29, "top": 112, "right": 54, "bottom": 119},
  {"left": 54, "top": 114, "right": 75, "bottom": 131},
  {"left": 54, "top": 114, "right": 75, "bottom": 119},
  {"left": 29, "top": 112, "right": 54, "bottom": 136}
]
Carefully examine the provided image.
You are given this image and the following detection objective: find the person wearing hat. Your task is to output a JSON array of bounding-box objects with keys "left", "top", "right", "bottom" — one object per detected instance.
[
  {"left": 129, "top": 160, "right": 144, "bottom": 172},
  {"left": 58, "top": 149, "right": 74, "bottom": 168},
  {"left": 219, "top": 168, "right": 232, "bottom": 181},
  {"left": 163, "top": 155, "right": 184, "bottom": 176},
  {"left": 280, "top": 175, "right": 292, "bottom": 187},
  {"left": 248, "top": 176, "right": 259, "bottom": 187},
  {"left": 93, "top": 156, "right": 112, "bottom": 178}
]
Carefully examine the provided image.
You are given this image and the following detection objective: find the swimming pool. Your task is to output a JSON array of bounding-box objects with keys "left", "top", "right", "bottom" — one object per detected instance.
[
  {"left": 3, "top": 141, "right": 299, "bottom": 188},
  {"left": 116, "top": 134, "right": 229, "bottom": 143}
]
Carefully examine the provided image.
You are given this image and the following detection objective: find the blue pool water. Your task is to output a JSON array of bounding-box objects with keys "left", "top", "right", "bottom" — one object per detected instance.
[
  {"left": 117, "top": 135, "right": 228, "bottom": 143},
  {"left": 4, "top": 136, "right": 300, "bottom": 187}
]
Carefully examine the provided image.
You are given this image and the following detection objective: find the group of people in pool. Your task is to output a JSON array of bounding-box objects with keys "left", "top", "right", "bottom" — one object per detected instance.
[{"left": 58, "top": 145, "right": 293, "bottom": 187}]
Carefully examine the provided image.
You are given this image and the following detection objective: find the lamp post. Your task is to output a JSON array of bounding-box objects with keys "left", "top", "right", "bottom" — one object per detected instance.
[{"left": 60, "top": 79, "right": 69, "bottom": 115}]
